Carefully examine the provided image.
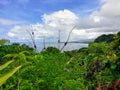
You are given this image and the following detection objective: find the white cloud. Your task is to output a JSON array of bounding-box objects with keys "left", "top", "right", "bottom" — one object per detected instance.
[
  {"left": 91, "top": 0, "right": 120, "bottom": 22},
  {"left": 99, "top": 0, "right": 120, "bottom": 18},
  {"left": 8, "top": 9, "right": 80, "bottom": 41},
  {"left": 89, "top": 0, "right": 120, "bottom": 33},
  {"left": 0, "top": 18, "right": 26, "bottom": 25},
  {"left": 42, "top": 9, "right": 79, "bottom": 27},
  {"left": 8, "top": 0, "right": 120, "bottom": 42},
  {"left": 8, "top": 25, "right": 30, "bottom": 39}
]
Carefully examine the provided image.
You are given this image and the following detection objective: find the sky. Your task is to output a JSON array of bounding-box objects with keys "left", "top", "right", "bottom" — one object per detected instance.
[{"left": 0, "top": 0, "right": 120, "bottom": 42}]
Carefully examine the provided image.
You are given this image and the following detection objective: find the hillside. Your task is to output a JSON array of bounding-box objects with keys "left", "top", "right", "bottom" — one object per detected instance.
[{"left": 94, "top": 34, "right": 115, "bottom": 43}]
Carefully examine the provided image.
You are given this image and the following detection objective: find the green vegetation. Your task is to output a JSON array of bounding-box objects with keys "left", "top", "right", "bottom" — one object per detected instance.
[
  {"left": 0, "top": 39, "right": 10, "bottom": 46},
  {"left": 0, "top": 31, "right": 120, "bottom": 90},
  {"left": 0, "top": 60, "right": 14, "bottom": 71},
  {"left": 0, "top": 60, "right": 22, "bottom": 86},
  {"left": 0, "top": 65, "right": 22, "bottom": 86},
  {"left": 94, "top": 34, "right": 114, "bottom": 43}
]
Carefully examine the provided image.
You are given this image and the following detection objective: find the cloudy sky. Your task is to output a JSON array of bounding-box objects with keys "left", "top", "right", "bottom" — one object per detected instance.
[{"left": 0, "top": 0, "right": 120, "bottom": 42}]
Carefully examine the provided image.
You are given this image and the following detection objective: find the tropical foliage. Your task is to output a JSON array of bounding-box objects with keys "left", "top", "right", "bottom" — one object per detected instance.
[
  {"left": 0, "top": 31, "right": 120, "bottom": 90},
  {"left": 0, "top": 60, "right": 22, "bottom": 86}
]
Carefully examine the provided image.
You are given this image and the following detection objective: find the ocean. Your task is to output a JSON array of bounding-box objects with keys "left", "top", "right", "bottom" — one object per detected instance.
[{"left": 20, "top": 42, "right": 88, "bottom": 52}]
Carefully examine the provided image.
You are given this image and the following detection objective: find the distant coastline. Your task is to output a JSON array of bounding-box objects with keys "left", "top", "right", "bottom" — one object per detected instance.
[{"left": 60, "top": 41, "right": 92, "bottom": 44}]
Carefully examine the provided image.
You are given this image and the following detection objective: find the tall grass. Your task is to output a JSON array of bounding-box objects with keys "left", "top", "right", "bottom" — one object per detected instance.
[
  {"left": 26, "top": 25, "right": 38, "bottom": 52},
  {"left": 26, "top": 25, "right": 76, "bottom": 52},
  {"left": 61, "top": 26, "right": 76, "bottom": 51}
]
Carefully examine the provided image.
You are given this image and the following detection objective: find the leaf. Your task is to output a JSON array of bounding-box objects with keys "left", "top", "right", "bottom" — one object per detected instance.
[
  {"left": 0, "top": 65, "right": 22, "bottom": 86},
  {"left": 37, "top": 79, "right": 44, "bottom": 83},
  {"left": 0, "top": 60, "right": 14, "bottom": 71},
  {"left": 110, "top": 64, "right": 116, "bottom": 70}
]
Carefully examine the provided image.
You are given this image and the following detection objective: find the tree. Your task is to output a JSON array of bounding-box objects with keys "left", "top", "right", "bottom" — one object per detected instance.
[
  {"left": 94, "top": 34, "right": 114, "bottom": 43},
  {"left": 0, "top": 39, "right": 10, "bottom": 46}
]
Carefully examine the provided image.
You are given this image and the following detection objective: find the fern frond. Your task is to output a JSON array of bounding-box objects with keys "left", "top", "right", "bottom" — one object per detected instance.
[
  {"left": 0, "top": 65, "right": 22, "bottom": 86},
  {"left": 0, "top": 60, "right": 14, "bottom": 71}
]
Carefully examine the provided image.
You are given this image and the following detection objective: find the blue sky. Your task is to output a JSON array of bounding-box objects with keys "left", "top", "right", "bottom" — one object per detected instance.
[
  {"left": 0, "top": 0, "right": 101, "bottom": 23},
  {"left": 0, "top": 0, "right": 120, "bottom": 42}
]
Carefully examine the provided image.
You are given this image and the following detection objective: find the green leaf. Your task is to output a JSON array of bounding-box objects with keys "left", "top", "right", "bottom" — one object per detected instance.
[
  {"left": 110, "top": 64, "right": 116, "bottom": 70},
  {"left": 0, "top": 65, "right": 22, "bottom": 86},
  {"left": 0, "top": 60, "right": 14, "bottom": 71}
]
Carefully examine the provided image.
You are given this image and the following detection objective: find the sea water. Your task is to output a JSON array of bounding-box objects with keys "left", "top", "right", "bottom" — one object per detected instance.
[{"left": 20, "top": 42, "right": 88, "bottom": 52}]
